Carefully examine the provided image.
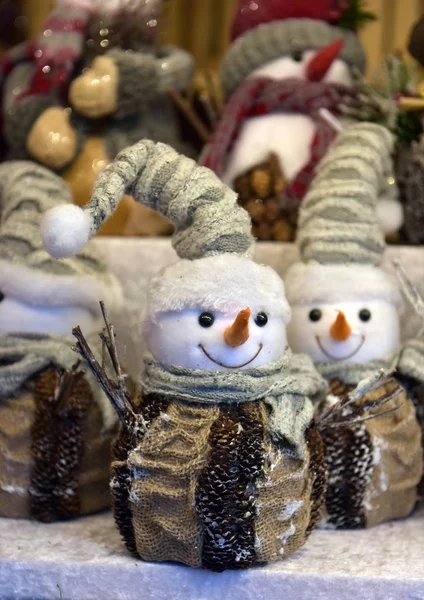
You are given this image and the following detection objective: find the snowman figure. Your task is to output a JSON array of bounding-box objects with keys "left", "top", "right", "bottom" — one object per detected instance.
[
  {"left": 40, "top": 138, "right": 333, "bottom": 570},
  {"left": 285, "top": 122, "right": 423, "bottom": 528},
  {"left": 0, "top": 161, "right": 122, "bottom": 521},
  {"left": 201, "top": 0, "right": 403, "bottom": 240}
]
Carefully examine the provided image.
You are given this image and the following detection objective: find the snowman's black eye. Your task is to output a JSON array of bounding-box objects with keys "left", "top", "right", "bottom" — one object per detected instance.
[
  {"left": 0, "top": 292, "right": 3, "bottom": 302},
  {"left": 198, "top": 312, "right": 215, "bottom": 328},
  {"left": 309, "top": 309, "right": 322, "bottom": 322},
  {"left": 359, "top": 309, "right": 371, "bottom": 322},
  {"left": 255, "top": 312, "right": 268, "bottom": 327},
  {"left": 292, "top": 50, "right": 303, "bottom": 62}
]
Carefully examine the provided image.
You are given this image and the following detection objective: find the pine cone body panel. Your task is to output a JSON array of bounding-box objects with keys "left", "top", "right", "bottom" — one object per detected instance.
[
  {"left": 114, "top": 394, "right": 325, "bottom": 571},
  {"left": 0, "top": 367, "right": 116, "bottom": 520},
  {"left": 321, "top": 379, "right": 422, "bottom": 528},
  {"left": 233, "top": 152, "right": 298, "bottom": 242}
]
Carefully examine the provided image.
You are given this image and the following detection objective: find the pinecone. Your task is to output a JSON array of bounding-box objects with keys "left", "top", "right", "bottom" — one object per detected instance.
[{"left": 233, "top": 152, "right": 298, "bottom": 242}]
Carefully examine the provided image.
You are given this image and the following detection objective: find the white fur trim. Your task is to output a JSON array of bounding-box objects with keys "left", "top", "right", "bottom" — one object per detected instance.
[
  {"left": 0, "top": 260, "right": 123, "bottom": 314},
  {"left": 147, "top": 255, "right": 291, "bottom": 322},
  {"left": 41, "top": 205, "right": 92, "bottom": 259},
  {"left": 285, "top": 262, "right": 403, "bottom": 308}
]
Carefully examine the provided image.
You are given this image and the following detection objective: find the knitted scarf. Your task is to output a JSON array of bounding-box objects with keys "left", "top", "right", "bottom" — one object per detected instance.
[
  {"left": 317, "top": 338, "right": 424, "bottom": 388},
  {"left": 0, "top": 332, "right": 116, "bottom": 430},
  {"left": 141, "top": 349, "right": 327, "bottom": 458},
  {"left": 201, "top": 76, "right": 358, "bottom": 201}
]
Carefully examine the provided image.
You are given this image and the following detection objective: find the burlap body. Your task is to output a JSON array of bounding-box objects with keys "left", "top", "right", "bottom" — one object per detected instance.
[
  {"left": 117, "top": 396, "right": 323, "bottom": 570},
  {"left": 322, "top": 379, "right": 422, "bottom": 528},
  {"left": 0, "top": 368, "right": 114, "bottom": 519},
  {"left": 362, "top": 382, "right": 422, "bottom": 527}
]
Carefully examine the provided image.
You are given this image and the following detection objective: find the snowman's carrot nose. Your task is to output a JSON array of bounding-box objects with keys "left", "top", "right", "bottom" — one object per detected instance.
[
  {"left": 224, "top": 308, "right": 251, "bottom": 348},
  {"left": 330, "top": 310, "right": 352, "bottom": 342},
  {"left": 306, "top": 38, "right": 345, "bottom": 82}
]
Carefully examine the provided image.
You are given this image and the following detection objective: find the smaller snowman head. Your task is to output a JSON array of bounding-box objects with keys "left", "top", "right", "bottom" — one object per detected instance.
[
  {"left": 145, "top": 254, "right": 290, "bottom": 370},
  {"left": 40, "top": 139, "right": 292, "bottom": 371},
  {"left": 221, "top": 1, "right": 369, "bottom": 99},
  {"left": 285, "top": 122, "right": 403, "bottom": 365},
  {"left": 0, "top": 161, "right": 122, "bottom": 337}
]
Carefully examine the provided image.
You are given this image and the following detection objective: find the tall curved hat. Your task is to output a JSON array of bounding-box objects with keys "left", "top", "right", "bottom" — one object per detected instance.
[
  {"left": 285, "top": 122, "right": 402, "bottom": 308},
  {"left": 221, "top": 0, "right": 369, "bottom": 98},
  {"left": 40, "top": 139, "right": 291, "bottom": 323},
  {"left": 0, "top": 161, "right": 122, "bottom": 314}
]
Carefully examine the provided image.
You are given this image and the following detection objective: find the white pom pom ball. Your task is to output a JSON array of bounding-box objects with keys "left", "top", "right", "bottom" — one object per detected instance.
[
  {"left": 376, "top": 195, "right": 404, "bottom": 236},
  {"left": 41, "top": 205, "right": 92, "bottom": 258}
]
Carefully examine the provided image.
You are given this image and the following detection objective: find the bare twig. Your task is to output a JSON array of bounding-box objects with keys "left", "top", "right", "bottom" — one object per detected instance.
[
  {"left": 73, "top": 325, "right": 137, "bottom": 429},
  {"left": 53, "top": 360, "right": 86, "bottom": 412},
  {"left": 317, "top": 376, "right": 402, "bottom": 431},
  {"left": 166, "top": 88, "right": 211, "bottom": 144},
  {"left": 99, "top": 301, "right": 127, "bottom": 399},
  {"left": 394, "top": 260, "right": 424, "bottom": 335}
]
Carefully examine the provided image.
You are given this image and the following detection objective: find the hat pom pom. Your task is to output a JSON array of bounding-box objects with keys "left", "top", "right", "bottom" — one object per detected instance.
[{"left": 41, "top": 205, "right": 91, "bottom": 258}]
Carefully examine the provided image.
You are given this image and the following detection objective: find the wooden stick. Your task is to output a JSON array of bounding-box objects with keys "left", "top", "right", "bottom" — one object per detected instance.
[{"left": 166, "top": 88, "right": 211, "bottom": 144}]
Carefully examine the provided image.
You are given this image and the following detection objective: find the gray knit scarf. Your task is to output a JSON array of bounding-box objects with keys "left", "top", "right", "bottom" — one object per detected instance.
[
  {"left": 141, "top": 350, "right": 327, "bottom": 459},
  {"left": 0, "top": 333, "right": 116, "bottom": 431},
  {"left": 316, "top": 352, "right": 399, "bottom": 386}
]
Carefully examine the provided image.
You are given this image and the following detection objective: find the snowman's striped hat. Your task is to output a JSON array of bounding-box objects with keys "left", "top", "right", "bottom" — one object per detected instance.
[
  {"left": 0, "top": 161, "right": 123, "bottom": 314},
  {"left": 41, "top": 139, "right": 291, "bottom": 322},
  {"left": 285, "top": 123, "right": 402, "bottom": 308}
]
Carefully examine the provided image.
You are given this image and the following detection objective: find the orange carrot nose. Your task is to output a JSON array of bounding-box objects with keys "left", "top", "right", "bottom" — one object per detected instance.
[
  {"left": 224, "top": 308, "right": 251, "bottom": 348},
  {"left": 306, "top": 38, "right": 345, "bottom": 82},
  {"left": 330, "top": 311, "right": 352, "bottom": 342}
]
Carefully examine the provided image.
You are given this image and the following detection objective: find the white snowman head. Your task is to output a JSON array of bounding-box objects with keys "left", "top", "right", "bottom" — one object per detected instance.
[
  {"left": 286, "top": 265, "right": 402, "bottom": 364},
  {"left": 250, "top": 39, "right": 352, "bottom": 87},
  {"left": 145, "top": 254, "right": 290, "bottom": 371},
  {"left": 285, "top": 123, "right": 403, "bottom": 366},
  {"left": 40, "top": 139, "right": 292, "bottom": 372},
  {"left": 0, "top": 162, "right": 122, "bottom": 337}
]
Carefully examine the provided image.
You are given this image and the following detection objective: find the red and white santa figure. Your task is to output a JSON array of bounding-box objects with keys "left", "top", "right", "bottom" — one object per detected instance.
[{"left": 201, "top": 0, "right": 403, "bottom": 238}]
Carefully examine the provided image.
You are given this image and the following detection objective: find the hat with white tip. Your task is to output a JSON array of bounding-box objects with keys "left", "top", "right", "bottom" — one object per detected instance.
[
  {"left": 285, "top": 122, "right": 403, "bottom": 308},
  {"left": 0, "top": 161, "right": 123, "bottom": 314},
  {"left": 41, "top": 139, "right": 292, "bottom": 323}
]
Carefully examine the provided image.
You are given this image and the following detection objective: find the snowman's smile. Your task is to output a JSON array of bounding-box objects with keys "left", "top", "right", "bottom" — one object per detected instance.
[
  {"left": 315, "top": 335, "right": 366, "bottom": 361},
  {"left": 199, "top": 344, "right": 263, "bottom": 369}
]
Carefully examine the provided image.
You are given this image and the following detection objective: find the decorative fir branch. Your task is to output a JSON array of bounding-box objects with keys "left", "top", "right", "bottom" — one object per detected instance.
[{"left": 338, "top": 0, "right": 377, "bottom": 30}]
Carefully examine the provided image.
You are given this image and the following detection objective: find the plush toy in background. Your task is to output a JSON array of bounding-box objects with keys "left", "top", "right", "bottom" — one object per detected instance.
[
  {"left": 285, "top": 123, "right": 424, "bottom": 528},
  {"left": 0, "top": 0, "right": 194, "bottom": 236},
  {"left": 201, "top": 0, "right": 404, "bottom": 241},
  {"left": 40, "top": 138, "right": 334, "bottom": 570},
  {"left": 0, "top": 160, "right": 122, "bottom": 521}
]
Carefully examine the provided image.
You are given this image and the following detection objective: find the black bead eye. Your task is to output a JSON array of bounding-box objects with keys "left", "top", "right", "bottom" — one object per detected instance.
[
  {"left": 255, "top": 312, "right": 268, "bottom": 327},
  {"left": 198, "top": 312, "right": 214, "bottom": 328},
  {"left": 292, "top": 50, "right": 303, "bottom": 62},
  {"left": 309, "top": 309, "right": 322, "bottom": 322},
  {"left": 359, "top": 309, "right": 371, "bottom": 322},
  {"left": 0, "top": 292, "right": 3, "bottom": 302}
]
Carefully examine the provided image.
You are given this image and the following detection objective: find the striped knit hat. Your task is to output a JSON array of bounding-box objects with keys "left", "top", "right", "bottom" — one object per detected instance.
[
  {"left": 285, "top": 122, "right": 402, "bottom": 308},
  {"left": 40, "top": 139, "right": 291, "bottom": 323},
  {"left": 221, "top": 0, "right": 367, "bottom": 98},
  {"left": 0, "top": 161, "right": 122, "bottom": 314}
]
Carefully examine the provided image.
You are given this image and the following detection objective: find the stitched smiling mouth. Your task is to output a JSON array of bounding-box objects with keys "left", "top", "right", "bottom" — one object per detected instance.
[
  {"left": 315, "top": 335, "right": 366, "bottom": 361},
  {"left": 199, "top": 344, "right": 263, "bottom": 369}
]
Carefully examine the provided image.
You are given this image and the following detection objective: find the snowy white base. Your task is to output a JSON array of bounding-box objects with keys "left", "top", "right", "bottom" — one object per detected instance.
[{"left": 1, "top": 509, "right": 423, "bottom": 600}]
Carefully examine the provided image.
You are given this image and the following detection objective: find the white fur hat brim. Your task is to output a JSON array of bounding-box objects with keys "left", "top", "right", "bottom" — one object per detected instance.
[
  {"left": 285, "top": 262, "right": 403, "bottom": 309},
  {"left": 147, "top": 254, "right": 291, "bottom": 322},
  {"left": 0, "top": 260, "right": 123, "bottom": 315}
]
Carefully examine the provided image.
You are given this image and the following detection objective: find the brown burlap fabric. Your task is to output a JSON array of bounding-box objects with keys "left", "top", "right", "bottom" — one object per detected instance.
[
  {"left": 0, "top": 367, "right": 115, "bottom": 520},
  {"left": 322, "top": 379, "right": 422, "bottom": 529},
  {"left": 111, "top": 394, "right": 326, "bottom": 571}
]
